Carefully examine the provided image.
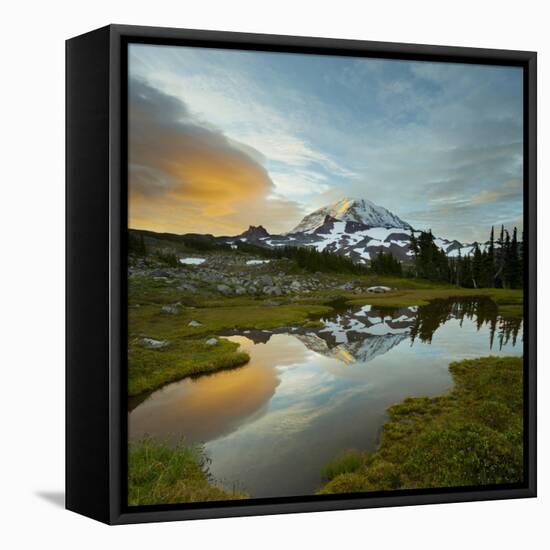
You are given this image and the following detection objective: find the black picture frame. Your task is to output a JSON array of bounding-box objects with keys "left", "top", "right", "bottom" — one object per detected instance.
[{"left": 66, "top": 24, "right": 537, "bottom": 525}]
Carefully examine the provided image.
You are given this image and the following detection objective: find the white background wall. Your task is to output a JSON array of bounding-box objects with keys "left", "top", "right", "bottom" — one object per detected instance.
[{"left": 1, "top": 0, "right": 547, "bottom": 547}]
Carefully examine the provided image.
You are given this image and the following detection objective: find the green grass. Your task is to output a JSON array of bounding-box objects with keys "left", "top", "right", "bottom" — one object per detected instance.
[
  {"left": 130, "top": 302, "right": 332, "bottom": 341},
  {"left": 129, "top": 276, "right": 193, "bottom": 306},
  {"left": 343, "top": 287, "right": 523, "bottom": 314},
  {"left": 319, "top": 356, "right": 524, "bottom": 494},
  {"left": 497, "top": 305, "right": 523, "bottom": 318},
  {"left": 129, "top": 337, "right": 250, "bottom": 396},
  {"left": 321, "top": 449, "right": 364, "bottom": 481},
  {"left": 128, "top": 438, "right": 247, "bottom": 505}
]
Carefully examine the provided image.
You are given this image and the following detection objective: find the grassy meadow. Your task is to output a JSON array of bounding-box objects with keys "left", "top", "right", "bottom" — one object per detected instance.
[{"left": 128, "top": 438, "right": 247, "bottom": 505}]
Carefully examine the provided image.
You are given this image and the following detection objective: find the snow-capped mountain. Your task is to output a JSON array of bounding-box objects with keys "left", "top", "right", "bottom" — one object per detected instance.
[
  {"left": 220, "top": 197, "right": 485, "bottom": 264},
  {"left": 290, "top": 197, "right": 412, "bottom": 234}
]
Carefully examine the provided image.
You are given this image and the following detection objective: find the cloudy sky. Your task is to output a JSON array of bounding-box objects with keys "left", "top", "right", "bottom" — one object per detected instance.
[{"left": 128, "top": 43, "right": 523, "bottom": 242}]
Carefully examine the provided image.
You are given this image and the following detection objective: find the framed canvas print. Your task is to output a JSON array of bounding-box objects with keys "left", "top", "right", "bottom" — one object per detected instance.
[{"left": 66, "top": 24, "right": 537, "bottom": 524}]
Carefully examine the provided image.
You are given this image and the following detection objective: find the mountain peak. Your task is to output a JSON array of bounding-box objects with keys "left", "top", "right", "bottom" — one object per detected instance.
[
  {"left": 290, "top": 197, "right": 412, "bottom": 234},
  {"left": 240, "top": 225, "right": 270, "bottom": 239}
]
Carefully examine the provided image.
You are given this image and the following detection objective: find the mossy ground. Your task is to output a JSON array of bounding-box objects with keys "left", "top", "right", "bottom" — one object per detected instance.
[
  {"left": 128, "top": 438, "right": 247, "bottom": 505},
  {"left": 497, "top": 305, "right": 523, "bottom": 318},
  {"left": 343, "top": 287, "right": 523, "bottom": 310},
  {"left": 129, "top": 337, "right": 250, "bottom": 396},
  {"left": 319, "top": 356, "right": 524, "bottom": 494}
]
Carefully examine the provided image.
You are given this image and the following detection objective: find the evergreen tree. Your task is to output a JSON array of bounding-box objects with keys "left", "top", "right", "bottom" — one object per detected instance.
[
  {"left": 502, "top": 230, "right": 511, "bottom": 288},
  {"left": 139, "top": 234, "right": 147, "bottom": 256},
  {"left": 129, "top": 232, "right": 147, "bottom": 256},
  {"left": 409, "top": 230, "right": 419, "bottom": 277},
  {"left": 494, "top": 225, "right": 505, "bottom": 288},
  {"left": 484, "top": 226, "right": 495, "bottom": 287},
  {"left": 519, "top": 231, "right": 524, "bottom": 287},
  {"left": 371, "top": 250, "right": 403, "bottom": 276},
  {"left": 416, "top": 230, "right": 436, "bottom": 279},
  {"left": 504, "top": 227, "right": 521, "bottom": 289},
  {"left": 472, "top": 244, "right": 483, "bottom": 289},
  {"left": 411, "top": 230, "right": 450, "bottom": 283},
  {"left": 459, "top": 253, "right": 473, "bottom": 288},
  {"left": 450, "top": 253, "right": 460, "bottom": 286}
]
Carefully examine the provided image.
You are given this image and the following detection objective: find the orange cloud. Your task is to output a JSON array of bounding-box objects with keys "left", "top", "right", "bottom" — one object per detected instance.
[{"left": 128, "top": 78, "right": 303, "bottom": 235}]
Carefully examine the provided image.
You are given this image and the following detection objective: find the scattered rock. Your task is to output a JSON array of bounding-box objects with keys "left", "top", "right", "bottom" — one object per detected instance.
[
  {"left": 178, "top": 283, "right": 197, "bottom": 292},
  {"left": 263, "top": 285, "right": 283, "bottom": 296},
  {"left": 205, "top": 338, "right": 218, "bottom": 346},
  {"left": 290, "top": 280, "right": 302, "bottom": 291},
  {"left": 150, "top": 269, "right": 171, "bottom": 278},
  {"left": 258, "top": 275, "right": 274, "bottom": 287},
  {"left": 367, "top": 286, "right": 392, "bottom": 293},
  {"left": 161, "top": 305, "right": 179, "bottom": 314},
  {"left": 188, "top": 320, "right": 202, "bottom": 327},
  {"left": 217, "top": 284, "right": 232, "bottom": 295},
  {"left": 142, "top": 338, "right": 168, "bottom": 349}
]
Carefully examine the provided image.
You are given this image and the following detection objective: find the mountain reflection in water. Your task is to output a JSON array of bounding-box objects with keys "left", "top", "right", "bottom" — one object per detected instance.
[
  {"left": 129, "top": 297, "right": 523, "bottom": 499},
  {"left": 235, "top": 297, "right": 522, "bottom": 365}
]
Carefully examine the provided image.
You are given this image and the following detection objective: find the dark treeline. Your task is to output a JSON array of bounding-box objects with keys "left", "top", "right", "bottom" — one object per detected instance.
[
  {"left": 129, "top": 229, "right": 231, "bottom": 253},
  {"left": 128, "top": 233, "right": 179, "bottom": 267},
  {"left": 178, "top": 234, "right": 230, "bottom": 251},
  {"left": 129, "top": 232, "right": 147, "bottom": 256},
  {"left": 236, "top": 242, "right": 368, "bottom": 275},
  {"left": 129, "top": 226, "right": 523, "bottom": 289},
  {"left": 129, "top": 229, "right": 368, "bottom": 275},
  {"left": 409, "top": 226, "right": 523, "bottom": 289},
  {"left": 370, "top": 250, "right": 402, "bottom": 276}
]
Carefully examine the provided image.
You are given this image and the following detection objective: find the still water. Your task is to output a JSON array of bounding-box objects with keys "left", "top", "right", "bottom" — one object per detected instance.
[{"left": 129, "top": 298, "right": 523, "bottom": 498}]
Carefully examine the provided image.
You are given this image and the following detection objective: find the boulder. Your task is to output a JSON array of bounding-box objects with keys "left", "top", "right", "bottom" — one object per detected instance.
[
  {"left": 178, "top": 283, "right": 197, "bottom": 292},
  {"left": 290, "top": 280, "right": 302, "bottom": 291},
  {"left": 161, "top": 305, "right": 179, "bottom": 314},
  {"left": 258, "top": 275, "right": 274, "bottom": 287},
  {"left": 188, "top": 320, "right": 202, "bottom": 327},
  {"left": 150, "top": 269, "right": 171, "bottom": 278},
  {"left": 142, "top": 338, "right": 168, "bottom": 349},
  {"left": 263, "top": 285, "right": 283, "bottom": 296},
  {"left": 205, "top": 338, "right": 218, "bottom": 346},
  {"left": 366, "top": 286, "right": 393, "bottom": 293}
]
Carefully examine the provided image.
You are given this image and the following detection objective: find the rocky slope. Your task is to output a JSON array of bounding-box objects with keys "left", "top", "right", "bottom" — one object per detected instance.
[{"left": 129, "top": 254, "right": 372, "bottom": 298}]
